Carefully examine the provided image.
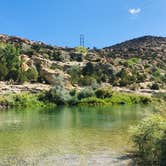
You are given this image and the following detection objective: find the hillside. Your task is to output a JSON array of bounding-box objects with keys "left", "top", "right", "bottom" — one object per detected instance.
[{"left": 0, "top": 34, "right": 165, "bottom": 91}]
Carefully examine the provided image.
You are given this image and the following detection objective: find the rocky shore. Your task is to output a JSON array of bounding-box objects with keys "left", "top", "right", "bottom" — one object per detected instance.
[{"left": 0, "top": 82, "right": 51, "bottom": 95}]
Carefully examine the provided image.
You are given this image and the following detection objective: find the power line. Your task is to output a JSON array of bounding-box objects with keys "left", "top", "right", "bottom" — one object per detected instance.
[{"left": 80, "top": 34, "right": 85, "bottom": 47}]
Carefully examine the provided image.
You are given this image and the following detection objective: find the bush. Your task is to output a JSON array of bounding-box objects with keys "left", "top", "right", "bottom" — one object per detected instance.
[
  {"left": 95, "top": 87, "right": 113, "bottom": 99},
  {"left": 0, "top": 64, "right": 8, "bottom": 80},
  {"left": 130, "top": 115, "right": 166, "bottom": 166},
  {"left": 78, "top": 97, "right": 107, "bottom": 106},
  {"left": 49, "top": 86, "right": 71, "bottom": 105},
  {"left": 0, "top": 93, "right": 45, "bottom": 108},
  {"left": 75, "top": 46, "right": 87, "bottom": 54},
  {"left": 151, "top": 83, "right": 160, "bottom": 90},
  {"left": 77, "top": 88, "right": 95, "bottom": 100},
  {"left": 25, "top": 67, "right": 38, "bottom": 82},
  {"left": 79, "top": 76, "right": 97, "bottom": 86},
  {"left": 127, "top": 58, "right": 140, "bottom": 66},
  {"left": 105, "top": 92, "right": 151, "bottom": 105},
  {"left": 67, "top": 66, "right": 82, "bottom": 84}
]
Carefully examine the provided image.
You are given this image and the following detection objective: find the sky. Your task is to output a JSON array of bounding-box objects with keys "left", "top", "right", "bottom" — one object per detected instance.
[{"left": 0, "top": 0, "right": 165, "bottom": 48}]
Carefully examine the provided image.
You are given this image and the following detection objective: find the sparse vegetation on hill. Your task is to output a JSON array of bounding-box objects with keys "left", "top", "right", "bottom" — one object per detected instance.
[{"left": 0, "top": 34, "right": 165, "bottom": 91}]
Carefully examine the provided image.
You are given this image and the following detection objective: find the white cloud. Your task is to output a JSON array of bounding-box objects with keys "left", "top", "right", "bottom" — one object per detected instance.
[{"left": 128, "top": 8, "right": 141, "bottom": 15}]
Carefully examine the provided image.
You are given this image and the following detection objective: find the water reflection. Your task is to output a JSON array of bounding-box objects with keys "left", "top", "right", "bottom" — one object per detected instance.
[{"left": 0, "top": 105, "right": 155, "bottom": 165}]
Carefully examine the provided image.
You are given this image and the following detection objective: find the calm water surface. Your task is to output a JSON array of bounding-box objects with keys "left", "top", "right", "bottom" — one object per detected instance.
[{"left": 0, "top": 105, "right": 155, "bottom": 165}]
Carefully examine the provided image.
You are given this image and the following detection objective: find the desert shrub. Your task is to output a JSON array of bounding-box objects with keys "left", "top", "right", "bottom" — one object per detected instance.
[
  {"left": 129, "top": 83, "right": 139, "bottom": 91},
  {"left": 70, "top": 53, "right": 83, "bottom": 62},
  {"left": 49, "top": 86, "right": 71, "bottom": 105},
  {"left": 21, "top": 43, "right": 34, "bottom": 56},
  {"left": 50, "top": 50, "right": 64, "bottom": 61},
  {"left": 68, "top": 96, "right": 79, "bottom": 105},
  {"left": 25, "top": 67, "right": 38, "bottom": 82},
  {"left": 127, "top": 58, "right": 140, "bottom": 66},
  {"left": 69, "top": 89, "right": 77, "bottom": 96},
  {"left": 32, "top": 43, "right": 42, "bottom": 52},
  {"left": 153, "top": 92, "right": 166, "bottom": 100},
  {"left": 151, "top": 83, "right": 160, "bottom": 90},
  {"left": 82, "top": 62, "right": 94, "bottom": 76},
  {"left": 95, "top": 86, "right": 113, "bottom": 99},
  {"left": 130, "top": 115, "right": 166, "bottom": 166},
  {"left": 117, "top": 69, "right": 132, "bottom": 86},
  {"left": 46, "top": 75, "right": 71, "bottom": 105},
  {"left": 79, "top": 76, "right": 97, "bottom": 86},
  {"left": 75, "top": 46, "right": 87, "bottom": 54},
  {"left": 67, "top": 66, "right": 82, "bottom": 84},
  {"left": 77, "top": 88, "right": 95, "bottom": 100}
]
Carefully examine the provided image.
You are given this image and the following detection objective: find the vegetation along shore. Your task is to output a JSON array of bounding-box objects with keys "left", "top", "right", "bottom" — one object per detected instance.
[{"left": 0, "top": 34, "right": 165, "bottom": 165}]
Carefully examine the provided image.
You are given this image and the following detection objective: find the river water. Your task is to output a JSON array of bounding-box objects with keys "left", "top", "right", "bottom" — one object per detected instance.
[{"left": 0, "top": 105, "right": 155, "bottom": 166}]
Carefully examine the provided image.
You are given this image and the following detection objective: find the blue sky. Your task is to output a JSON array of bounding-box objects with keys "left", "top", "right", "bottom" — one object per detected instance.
[{"left": 0, "top": 0, "right": 165, "bottom": 48}]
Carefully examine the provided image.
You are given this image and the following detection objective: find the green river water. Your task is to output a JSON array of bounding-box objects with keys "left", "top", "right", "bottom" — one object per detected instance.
[{"left": 0, "top": 105, "right": 155, "bottom": 166}]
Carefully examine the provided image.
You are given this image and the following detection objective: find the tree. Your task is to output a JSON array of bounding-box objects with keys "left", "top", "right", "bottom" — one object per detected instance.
[
  {"left": 0, "top": 44, "right": 21, "bottom": 81},
  {"left": 0, "top": 64, "right": 8, "bottom": 80}
]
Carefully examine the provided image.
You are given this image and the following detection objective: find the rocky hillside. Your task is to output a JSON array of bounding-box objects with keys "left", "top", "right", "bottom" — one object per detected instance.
[{"left": 0, "top": 34, "right": 165, "bottom": 90}]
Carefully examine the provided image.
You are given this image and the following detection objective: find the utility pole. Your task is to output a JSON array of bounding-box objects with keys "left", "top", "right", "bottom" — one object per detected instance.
[{"left": 80, "top": 34, "right": 85, "bottom": 47}]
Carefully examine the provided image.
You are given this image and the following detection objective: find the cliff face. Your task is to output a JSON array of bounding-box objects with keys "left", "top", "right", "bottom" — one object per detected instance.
[{"left": 0, "top": 34, "right": 165, "bottom": 90}]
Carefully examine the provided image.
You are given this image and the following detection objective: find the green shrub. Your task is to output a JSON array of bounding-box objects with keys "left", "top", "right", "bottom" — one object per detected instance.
[
  {"left": 68, "top": 96, "right": 79, "bottom": 105},
  {"left": 25, "top": 67, "right": 38, "bottom": 82},
  {"left": 151, "top": 83, "right": 160, "bottom": 90},
  {"left": 67, "top": 66, "right": 82, "bottom": 84},
  {"left": 75, "top": 46, "right": 87, "bottom": 54},
  {"left": 77, "top": 88, "right": 95, "bottom": 100},
  {"left": 69, "top": 89, "right": 77, "bottom": 96},
  {"left": 79, "top": 76, "right": 97, "bottom": 86},
  {"left": 127, "top": 58, "right": 140, "bottom": 66},
  {"left": 78, "top": 97, "right": 107, "bottom": 106},
  {"left": 130, "top": 115, "right": 166, "bottom": 166},
  {"left": 0, "top": 44, "right": 21, "bottom": 82},
  {"left": 0, "top": 64, "right": 8, "bottom": 80},
  {"left": 95, "top": 87, "right": 113, "bottom": 99},
  {"left": 105, "top": 92, "right": 151, "bottom": 105},
  {"left": 0, "top": 93, "right": 45, "bottom": 108},
  {"left": 49, "top": 86, "right": 71, "bottom": 105}
]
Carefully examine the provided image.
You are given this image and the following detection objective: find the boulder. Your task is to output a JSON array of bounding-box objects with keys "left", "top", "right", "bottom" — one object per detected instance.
[{"left": 40, "top": 67, "right": 73, "bottom": 89}]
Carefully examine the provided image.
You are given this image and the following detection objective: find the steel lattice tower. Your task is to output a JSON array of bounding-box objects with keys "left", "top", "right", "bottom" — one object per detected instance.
[{"left": 80, "top": 34, "right": 85, "bottom": 47}]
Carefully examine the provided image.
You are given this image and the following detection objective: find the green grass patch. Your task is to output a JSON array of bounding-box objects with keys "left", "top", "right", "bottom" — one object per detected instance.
[
  {"left": 78, "top": 97, "right": 108, "bottom": 106},
  {"left": 0, "top": 93, "right": 56, "bottom": 109}
]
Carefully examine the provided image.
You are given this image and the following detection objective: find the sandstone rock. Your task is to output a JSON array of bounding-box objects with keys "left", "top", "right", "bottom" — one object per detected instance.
[{"left": 40, "top": 67, "right": 73, "bottom": 89}]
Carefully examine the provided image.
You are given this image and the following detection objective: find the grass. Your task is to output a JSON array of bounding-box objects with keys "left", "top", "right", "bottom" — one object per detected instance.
[
  {"left": 77, "top": 91, "right": 152, "bottom": 106},
  {"left": 0, "top": 93, "right": 56, "bottom": 109},
  {"left": 78, "top": 97, "right": 108, "bottom": 106},
  {"left": 0, "top": 89, "right": 152, "bottom": 109}
]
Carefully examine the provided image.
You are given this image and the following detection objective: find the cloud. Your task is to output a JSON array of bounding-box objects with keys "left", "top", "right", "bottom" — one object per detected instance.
[{"left": 128, "top": 8, "right": 141, "bottom": 15}]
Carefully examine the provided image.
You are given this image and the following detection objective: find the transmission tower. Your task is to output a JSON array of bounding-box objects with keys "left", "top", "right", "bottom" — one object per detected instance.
[{"left": 80, "top": 34, "right": 85, "bottom": 47}]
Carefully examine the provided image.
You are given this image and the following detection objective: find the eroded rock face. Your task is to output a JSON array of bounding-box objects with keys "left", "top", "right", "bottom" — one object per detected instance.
[
  {"left": 40, "top": 67, "right": 72, "bottom": 89},
  {"left": 0, "top": 34, "right": 165, "bottom": 90},
  {"left": 20, "top": 54, "right": 36, "bottom": 71}
]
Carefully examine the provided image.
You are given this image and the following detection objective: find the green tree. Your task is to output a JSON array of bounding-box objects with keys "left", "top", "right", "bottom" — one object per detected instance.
[
  {"left": 0, "top": 64, "right": 8, "bottom": 80},
  {"left": 0, "top": 44, "right": 21, "bottom": 81}
]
